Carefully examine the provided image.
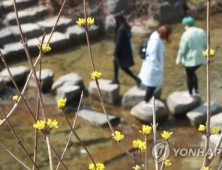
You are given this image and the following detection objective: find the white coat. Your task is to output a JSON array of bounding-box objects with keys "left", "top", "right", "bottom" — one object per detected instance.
[{"left": 138, "top": 31, "right": 165, "bottom": 87}]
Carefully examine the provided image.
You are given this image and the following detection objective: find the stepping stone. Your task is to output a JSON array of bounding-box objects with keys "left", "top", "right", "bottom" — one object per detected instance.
[
  {"left": 65, "top": 24, "right": 99, "bottom": 43},
  {"left": 0, "top": 28, "right": 13, "bottom": 46},
  {"left": 130, "top": 100, "right": 168, "bottom": 124},
  {"left": 55, "top": 85, "right": 81, "bottom": 103},
  {"left": 52, "top": 73, "right": 84, "bottom": 94},
  {"left": 5, "top": 6, "right": 48, "bottom": 25},
  {"left": 29, "top": 69, "right": 54, "bottom": 93},
  {"left": 166, "top": 91, "right": 201, "bottom": 116},
  {"left": 0, "top": 66, "right": 30, "bottom": 85},
  {"left": 200, "top": 134, "right": 221, "bottom": 149},
  {"left": 210, "top": 112, "right": 222, "bottom": 131},
  {"left": 186, "top": 102, "right": 222, "bottom": 126},
  {"left": 2, "top": 0, "right": 37, "bottom": 12},
  {"left": 3, "top": 38, "right": 40, "bottom": 57},
  {"left": 9, "top": 23, "right": 43, "bottom": 41},
  {"left": 122, "top": 85, "right": 161, "bottom": 108},
  {"left": 78, "top": 109, "right": 120, "bottom": 126},
  {"left": 88, "top": 79, "right": 119, "bottom": 104},
  {"left": 37, "top": 16, "right": 73, "bottom": 33},
  {"left": 40, "top": 32, "right": 70, "bottom": 49},
  {"left": 0, "top": 77, "right": 6, "bottom": 92}
]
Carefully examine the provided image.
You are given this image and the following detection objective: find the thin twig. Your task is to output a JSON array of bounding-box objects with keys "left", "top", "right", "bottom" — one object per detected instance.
[
  {"left": 0, "top": 108, "right": 39, "bottom": 169},
  {"left": 145, "top": 135, "right": 148, "bottom": 170},
  {"left": 152, "top": 96, "right": 159, "bottom": 170},
  {"left": 203, "top": 0, "right": 211, "bottom": 167},
  {"left": 0, "top": 142, "right": 31, "bottom": 170},
  {"left": 60, "top": 108, "right": 96, "bottom": 166},
  {"left": 56, "top": 91, "right": 84, "bottom": 170},
  {"left": 46, "top": 136, "right": 53, "bottom": 170}
]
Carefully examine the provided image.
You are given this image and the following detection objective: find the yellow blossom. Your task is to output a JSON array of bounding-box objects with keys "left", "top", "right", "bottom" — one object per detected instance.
[
  {"left": 47, "top": 119, "right": 58, "bottom": 129},
  {"left": 161, "top": 131, "right": 173, "bottom": 140},
  {"left": 57, "top": 98, "right": 67, "bottom": 109},
  {"left": 87, "top": 17, "right": 95, "bottom": 27},
  {"left": 91, "top": 71, "right": 102, "bottom": 80},
  {"left": 89, "top": 163, "right": 105, "bottom": 170},
  {"left": 202, "top": 49, "right": 215, "bottom": 57},
  {"left": 0, "top": 119, "right": 2, "bottom": 123},
  {"left": 211, "top": 127, "right": 219, "bottom": 134},
  {"left": 76, "top": 18, "right": 86, "bottom": 27},
  {"left": 164, "top": 159, "right": 172, "bottom": 167},
  {"left": 133, "top": 165, "right": 142, "bottom": 170},
  {"left": 12, "top": 95, "right": 19, "bottom": 102},
  {"left": 198, "top": 124, "right": 206, "bottom": 131},
  {"left": 139, "top": 125, "right": 152, "bottom": 135},
  {"left": 132, "top": 139, "right": 142, "bottom": 148},
  {"left": 200, "top": 166, "right": 212, "bottom": 170},
  {"left": 33, "top": 120, "right": 46, "bottom": 130},
  {"left": 138, "top": 141, "right": 146, "bottom": 151},
  {"left": 38, "top": 44, "right": 51, "bottom": 53},
  {"left": 112, "top": 131, "right": 124, "bottom": 141}
]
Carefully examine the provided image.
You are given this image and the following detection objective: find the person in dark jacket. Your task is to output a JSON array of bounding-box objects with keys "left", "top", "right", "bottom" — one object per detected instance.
[{"left": 110, "top": 13, "right": 141, "bottom": 86}]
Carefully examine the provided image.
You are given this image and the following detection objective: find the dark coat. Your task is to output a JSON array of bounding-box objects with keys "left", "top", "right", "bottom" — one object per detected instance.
[{"left": 113, "top": 24, "right": 134, "bottom": 69}]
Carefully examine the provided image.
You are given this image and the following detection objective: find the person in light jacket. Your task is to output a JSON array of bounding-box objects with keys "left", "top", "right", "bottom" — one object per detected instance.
[
  {"left": 176, "top": 16, "right": 207, "bottom": 98},
  {"left": 139, "top": 25, "right": 172, "bottom": 107},
  {"left": 110, "top": 13, "right": 141, "bottom": 86}
]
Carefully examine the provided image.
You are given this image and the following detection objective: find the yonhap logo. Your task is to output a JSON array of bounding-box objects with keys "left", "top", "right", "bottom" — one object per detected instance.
[{"left": 152, "top": 143, "right": 170, "bottom": 163}]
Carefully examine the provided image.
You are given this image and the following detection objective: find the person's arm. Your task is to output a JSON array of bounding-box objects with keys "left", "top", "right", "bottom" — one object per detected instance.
[
  {"left": 113, "top": 29, "right": 124, "bottom": 58},
  {"left": 176, "top": 33, "right": 188, "bottom": 65}
]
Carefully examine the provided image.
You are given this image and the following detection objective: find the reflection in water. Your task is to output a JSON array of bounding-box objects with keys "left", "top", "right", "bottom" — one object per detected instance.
[{"left": 1, "top": 13, "right": 222, "bottom": 169}]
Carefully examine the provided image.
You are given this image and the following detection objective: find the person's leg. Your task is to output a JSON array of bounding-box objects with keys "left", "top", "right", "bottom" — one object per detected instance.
[
  {"left": 185, "top": 67, "right": 194, "bottom": 95},
  {"left": 121, "top": 67, "right": 141, "bottom": 87},
  {"left": 110, "top": 59, "right": 119, "bottom": 84},
  {"left": 144, "top": 86, "right": 156, "bottom": 103},
  {"left": 192, "top": 65, "right": 200, "bottom": 94}
]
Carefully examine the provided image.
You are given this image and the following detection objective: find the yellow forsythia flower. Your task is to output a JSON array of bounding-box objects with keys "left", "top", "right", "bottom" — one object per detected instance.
[
  {"left": 91, "top": 71, "right": 102, "bottom": 80},
  {"left": 198, "top": 124, "right": 206, "bottom": 131},
  {"left": 139, "top": 125, "right": 152, "bottom": 135},
  {"left": 211, "top": 127, "right": 219, "bottom": 134},
  {"left": 112, "top": 131, "right": 124, "bottom": 141},
  {"left": 138, "top": 141, "right": 146, "bottom": 151},
  {"left": 87, "top": 17, "right": 95, "bottom": 27},
  {"left": 133, "top": 165, "right": 142, "bottom": 170},
  {"left": 161, "top": 131, "right": 173, "bottom": 140},
  {"left": 47, "top": 119, "right": 59, "bottom": 129},
  {"left": 33, "top": 120, "right": 46, "bottom": 130},
  {"left": 164, "top": 159, "right": 172, "bottom": 167},
  {"left": 200, "top": 166, "right": 212, "bottom": 170},
  {"left": 0, "top": 119, "right": 2, "bottom": 123},
  {"left": 57, "top": 98, "right": 67, "bottom": 109},
  {"left": 202, "top": 49, "right": 215, "bottom": 57},
  {"left": 76, "top": 18, "right": 86, "bottom": 27},
  {"left": 89, "top": 163, "right": 105, "bottom": 170},
  {"left": 12, "top": 95, "right": 19, "bottom": 102},
  {"left": 38, "top": 44, "right": 51, "bottom": 53},
  {"left": 132, "top": 139, "right": 142, "bottom": 148}
]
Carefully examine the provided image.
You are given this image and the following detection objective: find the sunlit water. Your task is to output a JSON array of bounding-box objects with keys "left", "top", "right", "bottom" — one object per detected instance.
[{"left": 0, "top": 13, "right": 222, "bottom": 170}]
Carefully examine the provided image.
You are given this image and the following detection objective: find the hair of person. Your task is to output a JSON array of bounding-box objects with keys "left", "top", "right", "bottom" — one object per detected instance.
[
  {"left": 158, "top": 25, "right": 172, "bottom": 41},
  {"left": 113, "top": 12, "right": 131, "bottom": 39}
]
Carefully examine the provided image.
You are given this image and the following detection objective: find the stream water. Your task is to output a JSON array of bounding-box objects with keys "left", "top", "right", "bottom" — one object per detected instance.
[{"left": 0, "top": 13, "right": 222, "bottom": 170}]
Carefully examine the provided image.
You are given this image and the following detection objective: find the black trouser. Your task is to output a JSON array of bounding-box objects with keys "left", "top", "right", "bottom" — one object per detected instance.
[
  {"left": 113, "top": 59, "right": 138, "bottom": 81},
  {"left": 145, "top": 86, "right": 156, "bottom": 102},
  {"left": 185, "top": 65, "right": 200, "bottom": 95}
]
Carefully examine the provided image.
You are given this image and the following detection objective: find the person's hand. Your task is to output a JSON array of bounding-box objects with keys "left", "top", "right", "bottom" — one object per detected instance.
[{"left": 176, "top": 61, "right": 180, "bottom": 66}]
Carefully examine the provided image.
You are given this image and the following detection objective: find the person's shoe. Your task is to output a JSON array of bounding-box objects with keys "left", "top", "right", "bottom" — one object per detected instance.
[
  {"left": 109, "top": 79, "right": 119, "bottom": 84},
  {"left": 143, "top": 101, "right": 153, "bottom": 108},
  {"left": 194, "top": 89, "right": 200, "bottom": 96},
  {"left": 136, "top": 78, "right": 141, "bottom": 88},
  {"left": 183, "top": 93, "right": 193, "bottom": 98}
]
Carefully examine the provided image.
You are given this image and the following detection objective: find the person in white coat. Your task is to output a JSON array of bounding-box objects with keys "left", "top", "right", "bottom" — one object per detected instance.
[{"left": 138, "top": 25, "right": 172, "bottom": 107}]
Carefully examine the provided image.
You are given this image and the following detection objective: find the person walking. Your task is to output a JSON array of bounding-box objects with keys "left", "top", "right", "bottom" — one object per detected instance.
[
  {"left": 110, "top": 13, "right": 141, "bottom": 86},
  {"left": 138, "top": 25, "right": 172, "bottom": 107},
  {"left": 176, "top": 16, "right": 207, "bottom": 98}
]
